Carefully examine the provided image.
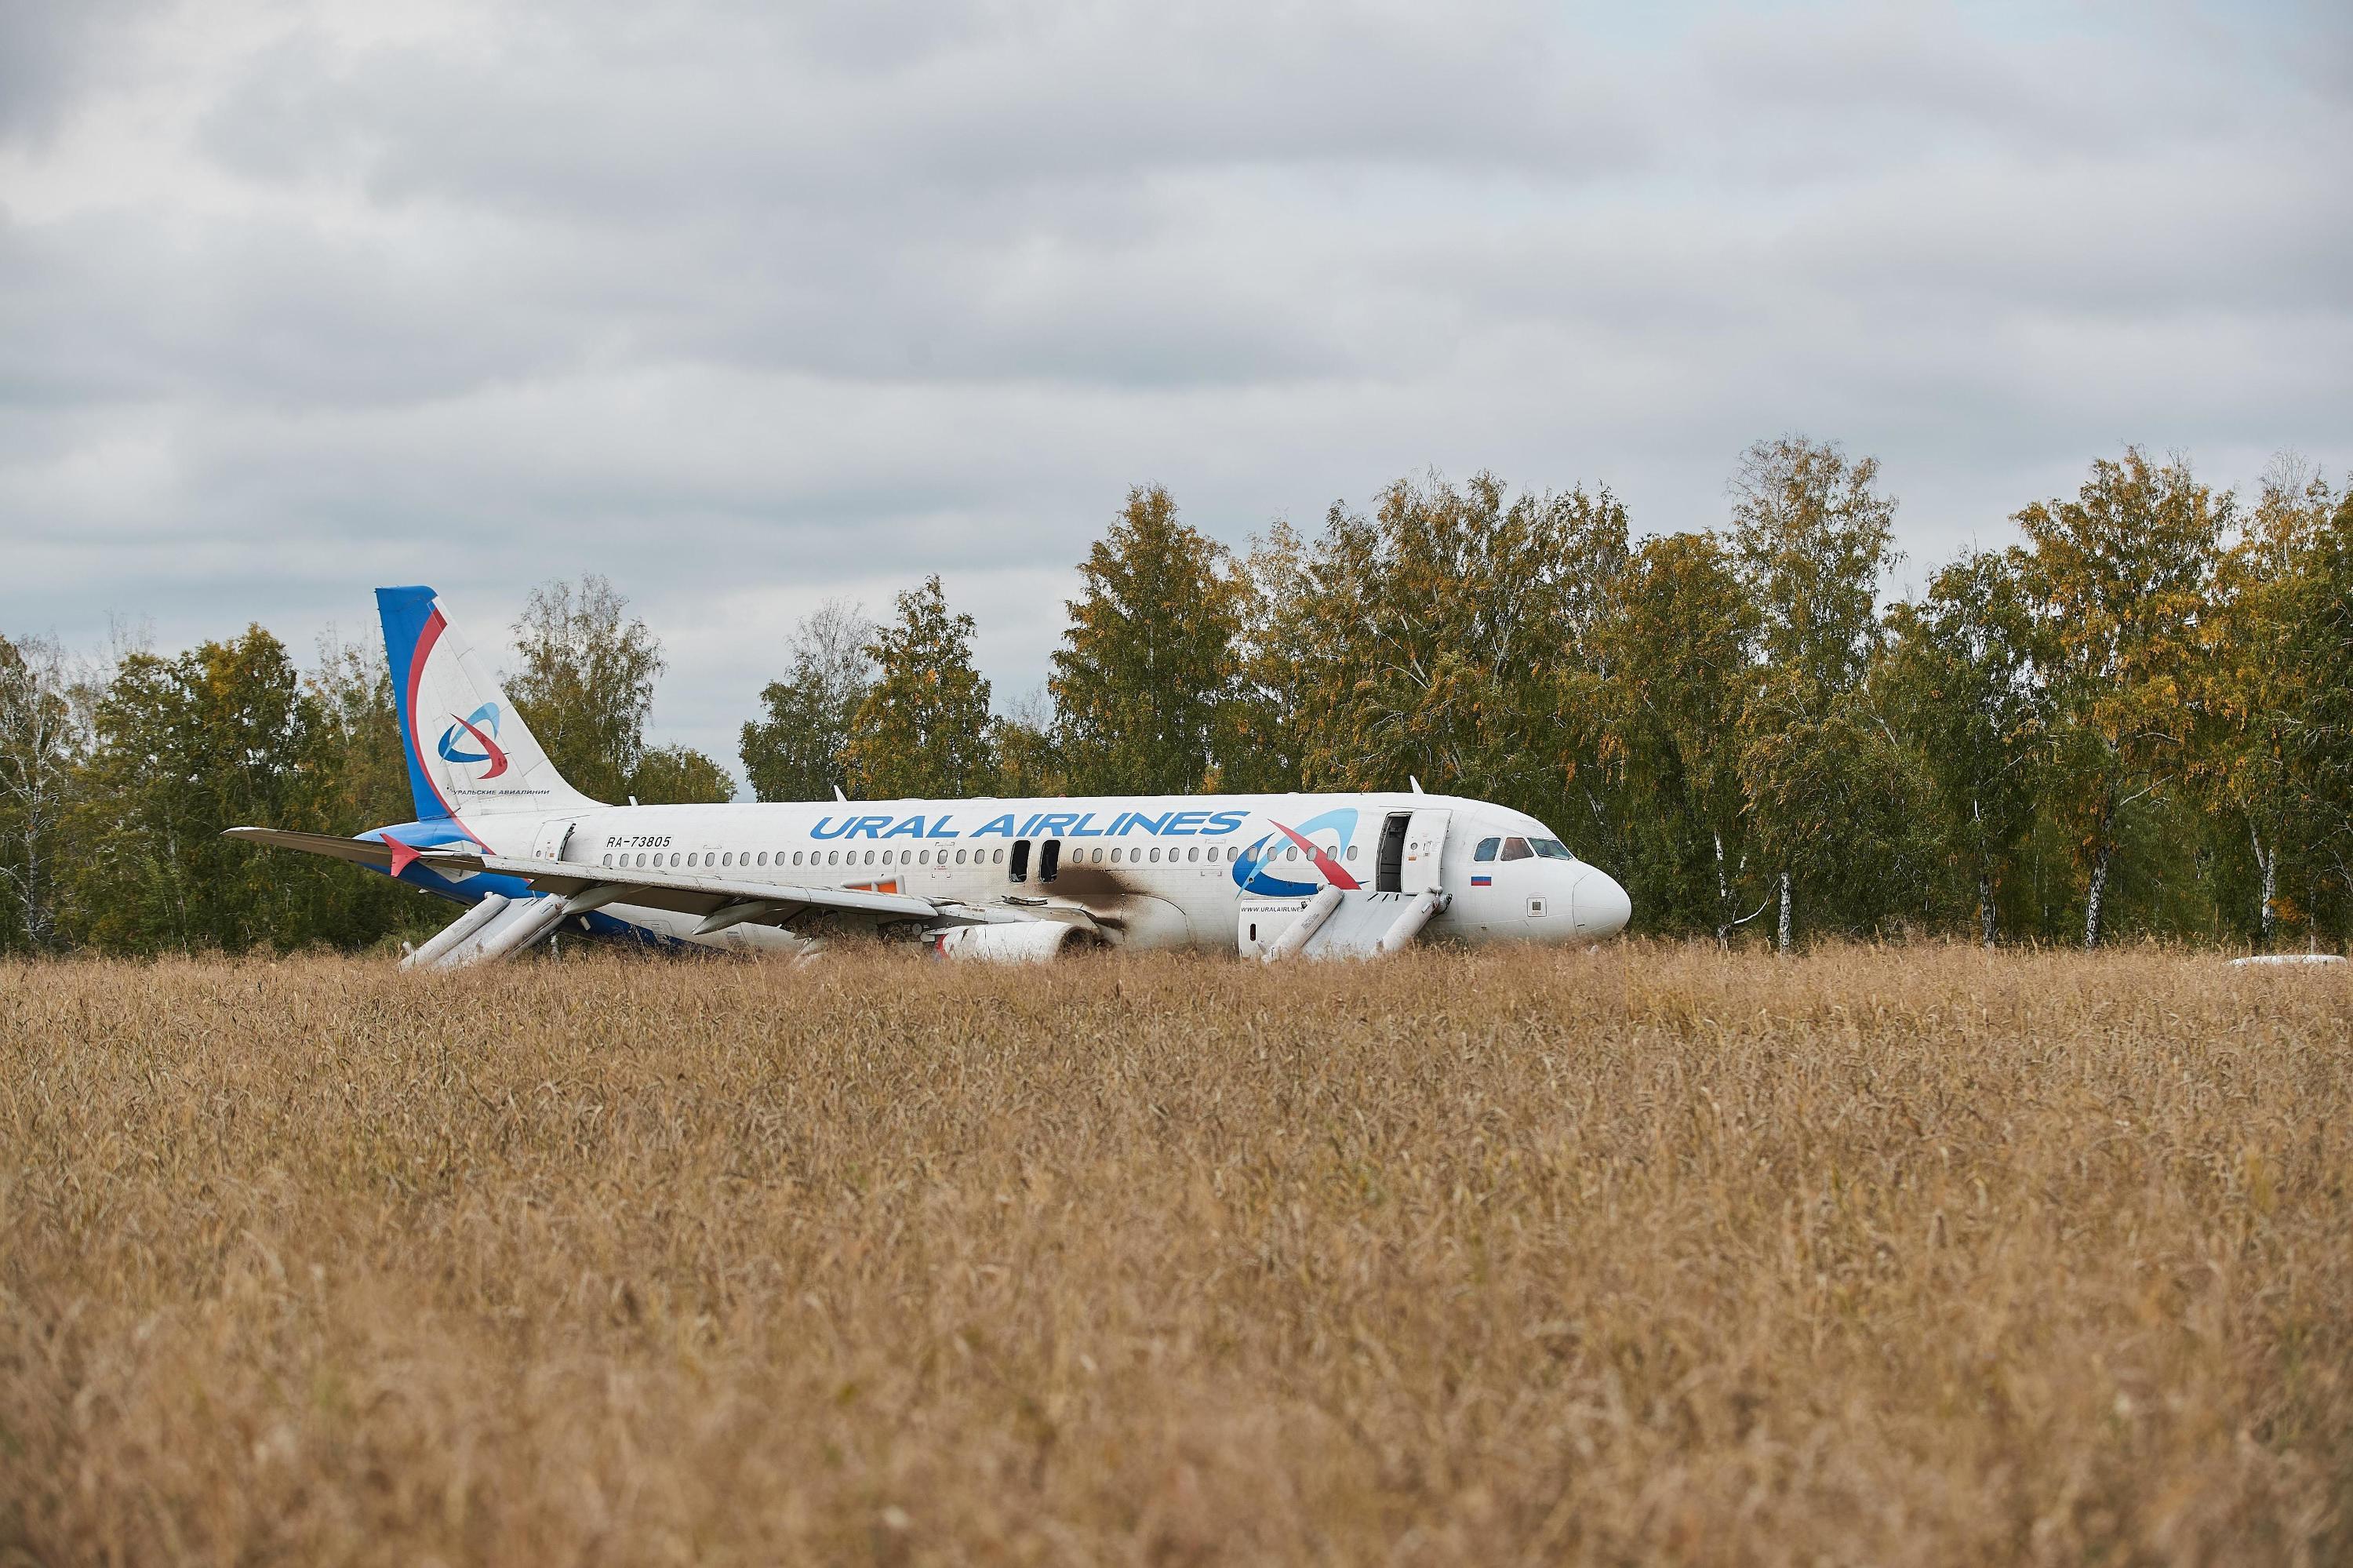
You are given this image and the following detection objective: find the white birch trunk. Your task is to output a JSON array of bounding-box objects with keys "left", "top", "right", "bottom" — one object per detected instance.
[
  {"left": 2083, "top": 839, "right": 2111, "bottom": 951},
  {"left": 1776, "top": 870, "right": 1792, "bottom": 955},
  {"left": 1714, "top": 830, "right": 1731, "bottom": 948},
  {"left": 2249, "top": 824, "right": 2277, "bottom": 951}
]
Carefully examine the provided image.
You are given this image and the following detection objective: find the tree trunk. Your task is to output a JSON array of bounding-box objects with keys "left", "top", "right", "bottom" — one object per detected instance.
[
  {"left": 1776, "top": 870, "right": 1792, "bottom": 955},
  {"left": 2083, "top": 839, "right": 2111, "bottom": 951},
  {"left": 1978, "top": 867, "right": 1998, "bottom": 949},
  {"left": 2249, "top": 824, "right": 2277, "bottom": 951},
  {"left": 1713, "top": 830, "right": 1731, "bottom": 949}
]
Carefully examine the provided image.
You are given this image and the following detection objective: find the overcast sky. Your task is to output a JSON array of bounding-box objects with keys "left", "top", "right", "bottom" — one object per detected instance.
[{"left": 4, "top": 0, "right": 2348, "bottom": 777}]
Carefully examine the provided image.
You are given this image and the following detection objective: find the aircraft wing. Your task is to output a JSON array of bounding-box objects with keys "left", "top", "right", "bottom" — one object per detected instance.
[
  {"left": 222, "top": 828, "right": 1018, "bottom": 934},
  {"left": 430, "top": 849, "right": 948, "bottom": 929}
]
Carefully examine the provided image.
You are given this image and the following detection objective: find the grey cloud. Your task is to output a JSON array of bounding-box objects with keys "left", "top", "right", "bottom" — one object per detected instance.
[
  {"left": 2, "top": 0, "right": 2348, "bottom": 773},
  {"left": 198, "top": 0, "right": 1653, "bottom": 215},
  {"left": 0, "top": 0, "right": 156, "bottom": 139}
]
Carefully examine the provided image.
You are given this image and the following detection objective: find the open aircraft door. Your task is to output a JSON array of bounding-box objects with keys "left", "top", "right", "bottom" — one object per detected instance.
[
  {"left": 533, "top": 817, "right": 580, "bottom": 862},
  {"left": 1399, "top": 808, "right": 1450, "bottom": 893}
]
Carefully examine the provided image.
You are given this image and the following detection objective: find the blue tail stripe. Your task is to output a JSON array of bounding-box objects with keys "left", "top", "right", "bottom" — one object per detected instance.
[{"left": 375, "top": 585, "right": 448, "bottom": 823}]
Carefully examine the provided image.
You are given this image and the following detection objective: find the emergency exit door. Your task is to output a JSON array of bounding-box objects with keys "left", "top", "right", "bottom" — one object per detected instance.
[{"left": 1398, "top": 809, "right": 1449, "bottom": 893}]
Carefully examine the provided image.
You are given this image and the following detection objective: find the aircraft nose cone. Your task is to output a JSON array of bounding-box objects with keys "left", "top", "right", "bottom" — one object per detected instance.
[{"left": 1577, "top": 870, "right": 1631, "bottom": 939}]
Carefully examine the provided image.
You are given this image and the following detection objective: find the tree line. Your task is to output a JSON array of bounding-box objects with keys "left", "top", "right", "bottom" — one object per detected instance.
[{"left": 5, "top": 438, "right": 2349, "bottom": 955}]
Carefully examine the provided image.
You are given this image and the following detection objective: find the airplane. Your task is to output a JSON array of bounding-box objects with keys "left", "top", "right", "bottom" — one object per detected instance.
[{"left": 227, "top": 586, "right": 1633, "bottom": 966}]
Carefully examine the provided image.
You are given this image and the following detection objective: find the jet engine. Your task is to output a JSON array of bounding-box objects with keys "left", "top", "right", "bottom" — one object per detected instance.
[{"left": 931, "top": 921, "right": 1103, "bottom": 962}]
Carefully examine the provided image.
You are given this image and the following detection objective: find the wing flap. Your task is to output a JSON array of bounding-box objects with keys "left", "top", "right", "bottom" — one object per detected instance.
[{"left": 418, "top": 850, "right": 944, "bottom": 922}]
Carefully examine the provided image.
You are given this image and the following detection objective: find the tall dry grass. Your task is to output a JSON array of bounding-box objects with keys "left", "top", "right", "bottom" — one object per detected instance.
[{"left": 2, "top": 944, "right": 2348, "bottom": 1565}]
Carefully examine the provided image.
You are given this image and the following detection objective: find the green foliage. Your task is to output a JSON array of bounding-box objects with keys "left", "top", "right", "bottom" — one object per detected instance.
[
  {"left": 1884, "top": 551, "right": 2046, "bottom": 942},
  {"left": 1740, "top": 677, "right": 1937, "bottom": 937},
  {"left": 2015, "top": 448, "right": 2226, "bottom": 947},
  {"left": 67, "top": 628, "right": 412, "bottom": 953},
  {"left": 990, "top": 694, "right": 1066, "bottom": 799},
  {"left": 1595, "top": 533, "right": 1759, "bottom": 937},
  {"left": 0, "top": 632, "right": 86, "bottom": 952},
  {"left": 842, "top": 577, "right": 995, "bottom": 799},
  {"left": 740, "top": 602, "right": 871, "bottom": 803},
  {"left": 1729, "top": 437, "right": 1902, "bottom": 948},
  {"left": 1050, "top": 486, "right": 1242, "bottom": 795},
  {"left": 2291, "top": 485, "right": 2353, "bottom": 933},
  {"left": 18, "top": 446, "right": 2353, "bottom": 957},
  {"left": 505, "top": 575, "right": 664, "bottom": 804},
  {"left": 1729, "top": 436, "right": 1898, "bottom": 696},
  {"left": 627, "top": 745, "right": 735, "bottom": 805},
  {"left": 1251, "top": 473, "right": 1630, "bottom": 851}
]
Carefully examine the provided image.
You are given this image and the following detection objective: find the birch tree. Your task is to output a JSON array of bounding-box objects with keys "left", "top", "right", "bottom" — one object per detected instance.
[
  {"left": 0, "top": 633, "right": 88, "bottom": 951},
  {"left": 741, "top": 600, "right": 873, "bottom": 802},
  {"left": 507, "top": 575, "right": 664, "bottom": 804},
  {"left": 1885, "top": 551, "right": 2046, "bottom": 945},
  {"left": 842, "top": 577, "right": 995, "bottom": 799},
  {"left": 1051, "top": 486, "right": 1242, "bottom": 795},
  {"left": 2016, "top": 449, "right": 2224, "bottom": 949},
  {"left": 1727, "top": 436, "right": 1899, "bottom": 951}
]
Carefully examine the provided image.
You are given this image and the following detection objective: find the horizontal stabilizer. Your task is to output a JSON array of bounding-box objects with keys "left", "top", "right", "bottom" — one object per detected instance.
[{"left": 221, "top": 827, "right": 397, "bottom": 871}]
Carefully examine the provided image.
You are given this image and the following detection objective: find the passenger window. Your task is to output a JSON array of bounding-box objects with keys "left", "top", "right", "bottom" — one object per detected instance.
[
  {"left": 1187, "top": 846, "right": 1199, "bottom": 862},
  {"left": 1501, "top": 837, "right": 1533, "bottom": 860},
  {"left": 827, "top": 850, "right": 838, "bottom": 866},
  {"left": 955, "top": 848, "right": 966, "bottom": 864},
  {"left": 1345, "top": 845, "right": 1357, "bottom": 860},
  {"left": 1474, "top": 838, "right": 1500, "bottom": 862},
  {"left": 635, "top": 853, "right": 647, "bottom": 868},
  {"left": 601, "top": 854, "right": 612, "bottom": 867}
]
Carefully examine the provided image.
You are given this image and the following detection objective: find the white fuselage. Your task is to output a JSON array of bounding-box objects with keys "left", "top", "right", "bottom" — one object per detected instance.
[{"left": 435, "top": 790, "right": 1631, "bottom": 955}]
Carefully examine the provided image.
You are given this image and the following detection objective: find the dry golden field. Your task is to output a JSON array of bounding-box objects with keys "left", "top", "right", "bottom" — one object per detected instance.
[{"left": 2, "top": 945, "right": 2348, "bottom": 1566}]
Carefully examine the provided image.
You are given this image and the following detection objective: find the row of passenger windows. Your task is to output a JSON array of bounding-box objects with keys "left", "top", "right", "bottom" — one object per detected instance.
[
  {"left": 1471, "top": 835, "right": 1573, "bottom": 863},
  {"left": 593, "top": 841, "right": 1349, "bottom": 872}
]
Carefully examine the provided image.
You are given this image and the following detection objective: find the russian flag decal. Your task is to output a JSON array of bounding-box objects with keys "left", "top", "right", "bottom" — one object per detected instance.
[{"left": 1471, "top": 875, "right": 1492, "bottom": 886}]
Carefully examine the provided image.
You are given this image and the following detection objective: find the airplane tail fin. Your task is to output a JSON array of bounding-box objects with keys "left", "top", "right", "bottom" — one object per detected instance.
[{"left": 376, "top": 586, "right": 600, "bottom": 820}]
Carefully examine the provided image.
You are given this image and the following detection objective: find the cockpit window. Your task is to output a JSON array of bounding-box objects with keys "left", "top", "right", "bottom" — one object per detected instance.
[
  {"left": 1500, "top": 836, "right": 1533, "bottom": 860},
  {"left": 1473, "top": 837, "right": 1500, "bottom": 863},
  {"left": 1533, "top": 838, "right": 1573, "bottom": 860}
]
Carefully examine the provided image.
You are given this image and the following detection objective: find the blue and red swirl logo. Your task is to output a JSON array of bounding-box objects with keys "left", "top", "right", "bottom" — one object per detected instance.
[
  {"left": 1233, "top": 808, "right": 1361, "bottom": 897},
  {"left": 435, "top": 702, "right": 510, "bottom": 780}
]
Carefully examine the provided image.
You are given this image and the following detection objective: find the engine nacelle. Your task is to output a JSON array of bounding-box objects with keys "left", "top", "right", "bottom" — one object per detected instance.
[{"left": 931, "top": 920, "right": 1100, "bottom": 962}]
